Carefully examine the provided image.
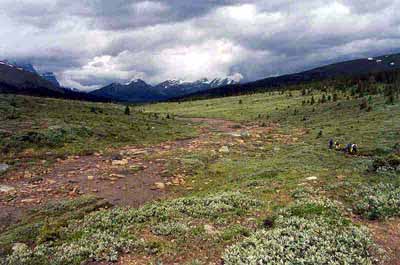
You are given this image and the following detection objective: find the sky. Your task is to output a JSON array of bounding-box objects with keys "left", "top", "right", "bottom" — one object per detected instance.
[{"left": 0, "top": 0, "right": 399, "bottom": 91}]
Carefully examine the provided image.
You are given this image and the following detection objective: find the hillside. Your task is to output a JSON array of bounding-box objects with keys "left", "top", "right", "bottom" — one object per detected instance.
[
  {"left": 0, "top": 62, "right": 65, "bottom": 97},
  {"left": 175, "top": 53, "right": 400, "bottom": 100},
  {"left": 0, "top": 62, "right": 109, "bottom": 102}
]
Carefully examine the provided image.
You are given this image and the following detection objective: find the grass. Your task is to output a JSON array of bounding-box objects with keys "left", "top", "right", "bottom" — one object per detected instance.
[
  {"left": 0, "top": 94, "right": 197, "bottom": 162},
  {"left": 1, "top": 86, "right": 399, "bottom": 264}
]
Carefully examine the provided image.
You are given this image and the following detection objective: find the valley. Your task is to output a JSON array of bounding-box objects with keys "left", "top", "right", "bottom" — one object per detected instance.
[
  {"left": 2, "top": 1, "right": 400, "bottom": 264},
  {"left": 0, "top": 79, "right": 399, "bottom": 264}
]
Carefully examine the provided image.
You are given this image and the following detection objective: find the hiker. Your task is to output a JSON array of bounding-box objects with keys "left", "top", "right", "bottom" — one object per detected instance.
[
  {"left": 344, "top": 143, "right": 352, "bottom": 153},
  {"left": 351, "top": 144, "right": 358, "bottom": 154},
  {"left": 335, "top": 141, "right": 341, "bottom": 150},
  {"left": 329, "top": 139, "right": 334, "bottom": 149},
  {"left": 344, "top": 143, "right": 358, "bottom": 154}
]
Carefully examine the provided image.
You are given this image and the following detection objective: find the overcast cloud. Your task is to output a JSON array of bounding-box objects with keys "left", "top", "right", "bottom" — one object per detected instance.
[{"left": 0, "top": 0, "right": 399, "bottom": 90}]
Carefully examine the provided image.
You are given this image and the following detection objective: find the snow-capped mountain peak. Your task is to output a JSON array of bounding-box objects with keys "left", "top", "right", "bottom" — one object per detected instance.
[
  {"left": 125, "top": 78, "right": 147, "bottom": 85},
  {"left": 2, "top": 60, "right": 38, "bottom": 74},
  {"left": 159, "top": 79, "right": 189, "bottom": 88},
  {"left": 209, "top": 75, "right": 242, "bottom": 88},
  {"left": 41, "top": 72, "right": 61, "bottom": 87},
  {"left": 0, "top": 60, "right": 16, "bottom": 69}
]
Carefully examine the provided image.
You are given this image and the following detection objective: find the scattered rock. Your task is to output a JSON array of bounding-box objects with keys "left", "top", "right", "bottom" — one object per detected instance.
[
  {"left": 21, "top": 198, "right": 36, "bottom": 203},
  {"left": 172, "top": 178, "right": 180, "bottom": 185},
  {"left": 154, "top": 182, "right": 166, "bottom": 190},
  {"left": 0, "top": 163, "right": 9, "bottom": 173},
  {"left": 110, "top": 174, "right": 127, "bottom": 179},
  {"left": 112, "top": 154, "right": 124, "bottom": 160},
  {"left": 336, "top": 175, "right": 345, "bottom": 180},
  {"left": 23, "top": 172, "right": 33, "bottom": 178},
  {"left": 47, "top": 179, "right": 56, "bottom": 185},
  {"left": 219, "top": 146, "right": 230, "bottom": 153},
  {"left": 241, "top": 131, "right": 251, "bottom": 138},
  {"left": 112, "top": 159, "right": 129, "bottom": 166},
  {"left": 204, "top": 224, "right": 219, "bottom": 235},
  {"left": 12, "top": 243, "right": 28, "bottom": 253},
  {"left": 87, "top": 175, "right": 95, "bottom": 181},
  {"left": 306, "top": 176, "right": 318, "bottom": 181},
  {"left": 228, "top": 132, "right": 242, "bottom": 137},
  {"left": 0, "top": 185, "right": 15, "bottom": 193},
  {"left": 236, "top": 139, "right": 245, "bottom": 144}
]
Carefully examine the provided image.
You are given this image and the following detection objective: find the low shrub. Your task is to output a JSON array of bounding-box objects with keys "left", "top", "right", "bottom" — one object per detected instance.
[
  {"left": 151, "top": 221, "right": 189, "bottom": 236},
  {"left": 371, "top": 154, "right": 400, "bottom": 173},
  {"left": 353, "top": 183, "right": 400, "bottom": 220},
  {"left": 3, "top": 192, "right": 259, "bottom": 265},
  {"left": 223, "top": 199, "right": 380, "bottom": 265}
]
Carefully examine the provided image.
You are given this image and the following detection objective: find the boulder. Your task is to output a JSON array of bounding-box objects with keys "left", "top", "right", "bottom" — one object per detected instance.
[
  {"left": 0, "top": 163, "right": 9, "bottom": 173},
  {"left": 204, "top": 224, "right": 219, "bottom": 235},
  {"left": 219, "top": 146, "right": 230, "bottom": 153},
  {"left": 12, "top": 243, "right": 28, "bottom": 253},
  {"left": 112, "top": 159, "right": 129, "bottom": 166},
  {"left": 154, "top": 182, "right": 166, "bottom": 190},
  {"left": 0, "top": 185, "right": 15, "bottom": 193}
]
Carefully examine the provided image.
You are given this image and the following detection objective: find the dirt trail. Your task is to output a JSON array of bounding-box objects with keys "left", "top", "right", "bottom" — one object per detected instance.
[
  {"left": 0, "top": 118, "right": 279, "bottom": 228},
  {"left": 368, "top": 219, "right": 400, "bottom": 265}
]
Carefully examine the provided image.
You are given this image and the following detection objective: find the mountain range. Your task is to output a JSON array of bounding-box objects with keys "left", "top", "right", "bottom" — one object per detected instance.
[
  {"left": 89, "top": 76, "right": 242, "bottom": 102},
  {"left": 1, "top": 53, "right": 400, "bottom": 102},
  {"left": 174, "top": 53, "right": 400, "bottom": 100}
]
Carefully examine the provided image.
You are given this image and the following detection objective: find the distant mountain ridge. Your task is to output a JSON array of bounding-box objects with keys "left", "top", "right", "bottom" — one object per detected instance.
[
  {"left": 3, "top": 60, "right": 62, "bottom": 88},
  {"left": 89, "top": 76, "right": 242, "bottom": 102},
  {"left": 174, "top": 52, "right": 400, "bottom": 100},
  {"left": 0, "top": 60, "right": 107, "bottom": 101},
  {"left": 90, "top": 79, "right": 163, "bottom": 102},
  {"left": 0, "top": 60, "right": 64, "bottom": 96}
]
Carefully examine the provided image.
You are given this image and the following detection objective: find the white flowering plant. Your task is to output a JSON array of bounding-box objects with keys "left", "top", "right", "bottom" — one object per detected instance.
[{"left": 223, "top": 199, "right": 382, "bottom": 265}]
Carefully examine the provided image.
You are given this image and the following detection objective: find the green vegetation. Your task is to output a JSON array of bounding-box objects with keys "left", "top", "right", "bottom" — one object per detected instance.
[
  {"left": 0, "top": 94, "right": 196, "bottom": 161},
  {"left": 223, "top": 199, "right": 380, "bottom": 264},
  {"left": 353, "top": 183, "right": 400, "bottom": 220},
  {"left": 2, "top": 192, "right": 260, "bottom": 264}
]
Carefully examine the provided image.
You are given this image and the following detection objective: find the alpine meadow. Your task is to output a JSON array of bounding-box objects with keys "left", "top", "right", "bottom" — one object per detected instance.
[{"left": 1, "top": 1, "right": 400, "bottom": 265}]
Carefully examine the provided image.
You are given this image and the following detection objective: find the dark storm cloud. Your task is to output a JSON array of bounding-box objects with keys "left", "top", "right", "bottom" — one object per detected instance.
[{"left": 1, "top": 0, "right": 400, "bottom": 90}]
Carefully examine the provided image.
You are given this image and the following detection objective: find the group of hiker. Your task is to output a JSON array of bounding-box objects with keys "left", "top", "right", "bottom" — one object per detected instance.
[{"left": 329, "top": 139, "right": 358, "bottom": 154}]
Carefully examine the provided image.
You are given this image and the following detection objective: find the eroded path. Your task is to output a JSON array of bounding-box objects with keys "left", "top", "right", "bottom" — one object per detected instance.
[{"left": 0, "top": 118, "right": 295, "bottom": 229}]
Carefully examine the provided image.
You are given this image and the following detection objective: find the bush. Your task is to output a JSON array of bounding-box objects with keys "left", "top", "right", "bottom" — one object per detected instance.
[
  {"left": 151, "top": 221, "right": 189, "bottom": 236},
  {"left": 124, "top": 105, "right": 130, "bottom": 115},
  {"left": 4, "top": 192, "right": 259, "bottom": 265},
  {"left": 360, "top": 98, "right": 369, "bottom": 110},
  {"left": 353, "top": 183, "right": 400, "bottom": 220},
  {"left": 223, "top": 199, "right": 379, "bottom": 265},
  {"left": 371, "top": 154, "right": 400, "bottom": 172}
]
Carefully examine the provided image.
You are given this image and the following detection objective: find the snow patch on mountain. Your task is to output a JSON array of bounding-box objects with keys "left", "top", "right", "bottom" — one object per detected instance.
[{"left": 41, "top": 72, "right": 61, "bottom": 87}]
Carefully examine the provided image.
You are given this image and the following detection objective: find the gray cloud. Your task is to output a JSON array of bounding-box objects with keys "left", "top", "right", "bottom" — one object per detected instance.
[{"left": 0, "top": 0, "right": 399, "bottom": 90}]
